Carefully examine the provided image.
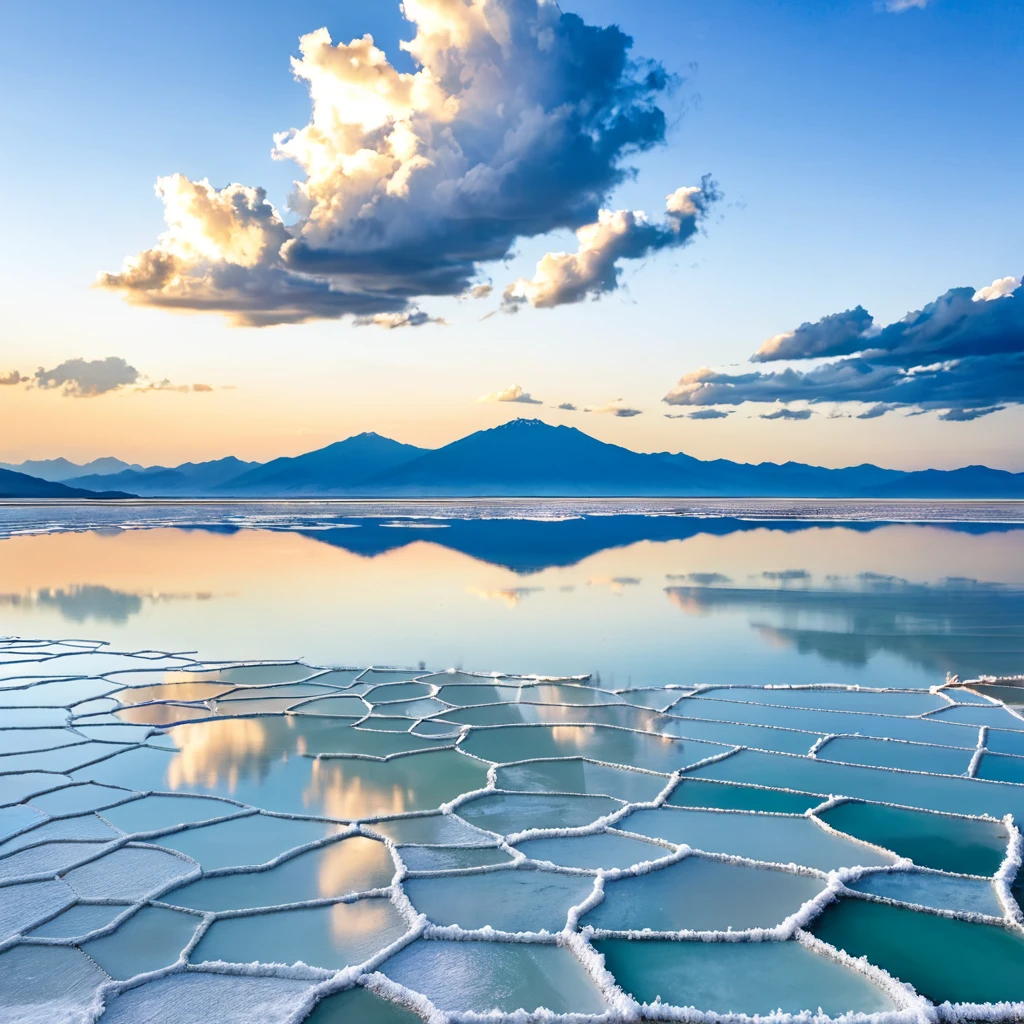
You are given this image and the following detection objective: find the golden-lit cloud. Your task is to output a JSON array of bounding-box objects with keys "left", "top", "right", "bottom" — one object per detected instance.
[
  {"left": 503, "top": 184, "right": 714, "bottom": 310},
  {"left": 98, "top": 0, "right": 700, "bottom": 326},
  {"left": 475, "top": 383, "right": 542, "bottom": 405}
]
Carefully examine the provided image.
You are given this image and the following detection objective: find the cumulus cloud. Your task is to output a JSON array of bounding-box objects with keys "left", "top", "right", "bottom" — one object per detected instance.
[
  {"left": 99, "top": 0, "right": 690, "bottom": 327},
  {"left": 884, "top": 0, "right": 929, "bottom": 10},
  {"left": 0, "top": 370, "right": 28, "bottom": 386},
  {"left": 467, "top": 284, "right": 493, "bottom": 300},
  {"left": 503, "top": 179, "right": 716, "bottom": 310},
  {"left": 477, "top": 383, "right": 543, "bottom": 405},
  {"left": 664, "top": 275, "right": 1024, "bottom": 421},
  {"left": 557, "top": 402, "right": 578, "bottom": 411},
  {"left": 584, "top": 400, "right": 643, "bottom": 417},
  {"left": 353, "top": 309, "right": 447, "bottom": 329}
]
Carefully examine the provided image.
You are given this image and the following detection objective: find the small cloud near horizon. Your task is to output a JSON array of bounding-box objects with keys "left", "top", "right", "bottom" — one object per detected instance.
[
  {"left": 353, "top": 309, "right": 447, "bottom": 330},
  {"left": 476, "top": 384, "right": 543, "bottom": 405},
  {"left": 760, "top": 407, "right": 814, "bottom": 421},
  {"left": 557, "top": 402, "right": 578, "bottom": 411},
  {"left": 25, "top": 357, "right": 224, "bottom": 398},
  {"left": 665, "top": 408, "right": 731, "bottom": 420},
  {"left": 584, "top": 399, "right": 643, "bottom": 417},
  {"left": 0, "top": 370, "right": 29, "bottom": 386}
]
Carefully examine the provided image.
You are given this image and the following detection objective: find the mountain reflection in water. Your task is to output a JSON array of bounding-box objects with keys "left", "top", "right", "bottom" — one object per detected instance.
[{"left": 1, "top": 506, "right": 1023, "bottom": 687}]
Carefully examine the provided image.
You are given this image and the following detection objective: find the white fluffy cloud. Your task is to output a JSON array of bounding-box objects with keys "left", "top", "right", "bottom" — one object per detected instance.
[
  {"left": 503, "top": 183, "right": 714, "bottom": 310},
  {"left": 99, "top": 0, "right": 693, "bottom": 327},
  {"left": 884, "top": 0, "right": 930, "bottom": 10},
  {"left": 476, "top": 383, "right": 543, "bottom": 404}
]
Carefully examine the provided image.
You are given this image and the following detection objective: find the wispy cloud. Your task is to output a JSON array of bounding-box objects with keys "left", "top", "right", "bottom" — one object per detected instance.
[
  {"left": 353, "top": 309, "right": 448, "bottom": 330},
  {"left": 584, "top": 400, "right": 643, "bottom": 417},
  {"left": 98, "top": 0, "right": 695, "bottom": 327},
  {"left": 883, "top": 0, "right": 930, "bottom": 11},
  {"left": 665, "top": 408, "right": 731, "bottom": 420},
  {"left": 476, "top": 384, "right": 543, "bottom": 405},
  {"left": 664, "top": 275, "right": 1023, "bottom": 421}
]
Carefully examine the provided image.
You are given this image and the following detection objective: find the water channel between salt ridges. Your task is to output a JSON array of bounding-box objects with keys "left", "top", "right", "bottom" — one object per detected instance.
[{"left": 2, "top": 636, "right": 1024, "bottom": 1023}]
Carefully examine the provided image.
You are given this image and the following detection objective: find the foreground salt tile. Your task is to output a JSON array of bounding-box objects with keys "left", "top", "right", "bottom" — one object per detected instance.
[
  {"left": 62, "top": 845, "right": 194, "bottom": 899},
  {"left": 594, "top": 937, "right": 897, "bottom": 1015},
  {"left": 153, "top": 813, "right": 345, "bottom": 870},
  {"left": 305, "top": 985, "right": 423, "bottom": 1023},
  {"left": 460, "top": 723, "right": 727, "bottom": 773},
  {"left": 192, "top": 898, "right": 408, "bottom": 970},
  {"left": 0, "top": 879, "right": 75, "bottom": 941},
  {"left": 82, "top": 905, "right": 199, "bottom": 979},
  {"left": 620, "top": 806, "right": 895, "bottom": 871},
  {"left": 165, "top": 835, "right": 393, "bottom": 911},
  {"left": 516, "top": 831, "right": 668, "bottom": 870},
  {"left": 100, "top": 794, "right": 240, "bottom": 834},
  {"left": 28, "top": 902, "right": 131, "bottom": 939},
  {"left": 454, "top": 791, "right": 622, "bottom": 835},
  {"left": 820, "top": 799, "right": 1010, "bottom": 874},
  {"left": 96, "top": 971, "right": 315, "bottom": 1024},
  {"left": 496, "top": 757, "right": 669, "bottom": 801},
  {"left": 667, "top": 777, "right": 822, "bottom": 813},
  {"left": 399, "top": 845, "right": 512, "bottom": 870},
  {"left": 811, "top": 898, "right": 1024, "bottom": 1004},
  {"left": 847, "top": 869, "right": 1004, "bottom": 916},
  {"left": 0, "top": 945, "right": 108, "bottom": 1023},
  {"left": 379, "top": 938, "right": 608, "bottom": 1014},
  {"left": 585, "top": 855, "right": 825, "bottom": 932},
  {"left": 404, "top": 866, "right": 595, "bottom": 932}
]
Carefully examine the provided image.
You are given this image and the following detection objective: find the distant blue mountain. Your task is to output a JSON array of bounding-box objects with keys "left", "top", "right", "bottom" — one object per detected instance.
[
  {"left": 0, "top": 456, "right": 144, "bottom": 482},
  {"left": 215, "top": 433, "right": 429, "bottom": 495},
  {"left": 67, "top": 457, "right": 258, "bottom": 496},
  {"left": 19, "top": 418, "right": 1024, "bottom": 498},
  {"left": 0, "top": 467, "right": 132, "bottom": 500}
]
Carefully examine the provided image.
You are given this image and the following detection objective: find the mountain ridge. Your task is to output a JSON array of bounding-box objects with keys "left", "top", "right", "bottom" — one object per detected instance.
[{"left": 9, "top": 419, "right": 1024, "bottom": 499}]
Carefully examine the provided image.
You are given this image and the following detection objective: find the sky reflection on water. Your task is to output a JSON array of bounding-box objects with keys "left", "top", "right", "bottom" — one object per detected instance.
[{"left": 1, "top": 505, "right": 1023, "bottom": 688}]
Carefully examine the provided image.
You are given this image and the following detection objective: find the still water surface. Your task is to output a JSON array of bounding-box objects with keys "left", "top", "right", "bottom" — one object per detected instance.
[{"left": 1, "top": 499, "right": 1023, "bottom": 687}]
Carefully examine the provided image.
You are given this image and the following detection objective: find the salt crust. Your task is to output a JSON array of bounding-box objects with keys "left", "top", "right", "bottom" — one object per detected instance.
[{"left": 1, "top": 640, "right": 1023, "bottom": 1023}]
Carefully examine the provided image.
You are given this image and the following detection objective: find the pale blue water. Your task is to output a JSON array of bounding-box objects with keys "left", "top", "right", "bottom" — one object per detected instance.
[{"left": 2, "top": 503, "right": 1024, "bottom": 1021}]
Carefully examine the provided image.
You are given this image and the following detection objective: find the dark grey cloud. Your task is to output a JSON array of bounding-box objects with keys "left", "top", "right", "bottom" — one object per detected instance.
[
  {"left": 760, "top": 407, "right": 813, "bottom": 420},
  {"left": 34, "top": 357, "right": 141, "bottom": 397},
  {"left": 668, "top": 408, "right": 731, "bottom": 420},
  {"left": 557, "top": 402, "right": 578, "bottom": 411},
  {"left": 99, "top": 0, "right": 695, "bottom": 327},
  {"left": 664, "top": 276, "right": 1023, "bottom": 420}
]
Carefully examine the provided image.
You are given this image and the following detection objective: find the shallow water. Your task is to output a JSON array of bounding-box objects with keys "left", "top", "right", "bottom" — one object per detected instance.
[{"left": 2, "top": 502, "right": 1024, "bottom": 1021}]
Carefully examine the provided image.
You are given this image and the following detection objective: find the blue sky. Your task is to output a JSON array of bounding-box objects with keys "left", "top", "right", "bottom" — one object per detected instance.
[{"left": 1, "top": 0, "right": 1021, "bottom": 469}]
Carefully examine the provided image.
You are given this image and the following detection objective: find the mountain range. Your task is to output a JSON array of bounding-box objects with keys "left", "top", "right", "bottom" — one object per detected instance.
[{"left": 3, "top": 418, "right": 1024, "bottom": 499}]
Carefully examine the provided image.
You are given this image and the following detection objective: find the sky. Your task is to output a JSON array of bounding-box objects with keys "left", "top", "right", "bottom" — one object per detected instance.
[{"left": 1, "top": 0, "right": 1021, "bottom": 470}]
